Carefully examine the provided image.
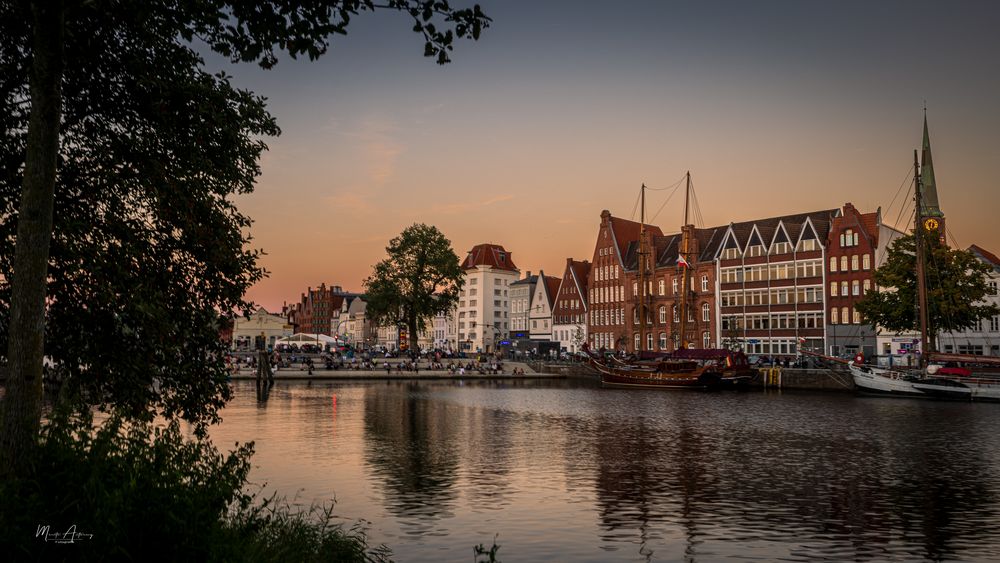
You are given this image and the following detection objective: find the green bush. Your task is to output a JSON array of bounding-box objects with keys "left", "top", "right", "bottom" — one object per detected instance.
[{"left": 0, "top": 409, "right": 390, "bottom": 562}]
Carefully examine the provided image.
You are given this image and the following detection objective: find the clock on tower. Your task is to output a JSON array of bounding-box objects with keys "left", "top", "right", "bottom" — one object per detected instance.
[{"left": 923, "top": 217, "right": 939, "bottom": 232}]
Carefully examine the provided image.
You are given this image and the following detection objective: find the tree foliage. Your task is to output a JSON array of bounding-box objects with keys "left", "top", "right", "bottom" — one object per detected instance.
[
  {"left": 0, "top": 0, "right": 490, "bottom": 454},
  {"left": 363, "top": 224, "right": 463, "bottom": 351},
  {"left": 855, "top": 233, "right": 1000, "bottom": 346}
]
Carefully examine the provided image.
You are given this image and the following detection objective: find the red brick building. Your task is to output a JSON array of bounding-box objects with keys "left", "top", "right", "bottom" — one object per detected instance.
[
  {"left": 285, "top": 283, "right": 355, "bottom": 336},
  {"left": 552, "top": 258, "right": 590, "bottom": 352},
  {"left": 826, "top": 202, "right": 881, "bottom": 357},
  {"left": 587, "top": 210, "right": 663, "bottom": 352},
  {"left": 622, "top": 224, "right": 725, "bottom": 353}
]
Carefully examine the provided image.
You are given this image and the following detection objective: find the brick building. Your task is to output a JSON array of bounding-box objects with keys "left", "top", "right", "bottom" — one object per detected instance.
[
  {"left": 826, "top": 202, "right": 880, "bottom": 358},
  {"left": 622, "top": 224, "right": 725, "bottom": 353},
  {"left": 587, "top": 210, "right": 663, "bottom": 352},
  {"left": 285, "top": 283, "right": 357, "bottom": 337},
  {"left": 552, "top": 259, "right": 590, "bottom": 353}
]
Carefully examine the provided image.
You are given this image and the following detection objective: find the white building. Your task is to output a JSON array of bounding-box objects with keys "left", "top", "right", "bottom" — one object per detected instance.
[
  {"left": 552, "top": 258, "right": 590, "bottom": 353},
  {"left": 434, "top": 310, "right": 456, "bottom": 351},
  {"left": 232, "top": 307, "right": 294, "bottom": 350},
  {"left": 509, "top": 271, "right": 537, "bottom": 338},
  {"left": 938, "top": 245, "right": 1000, "bottom": 357},
  {"left": 456, "top": 243, "right": 519, "bottom": 353},
  {"left": 529, "top": 271, "right": 559, "bottom": 341},
  {"left": 333, "top": 295, "right": 375, "bottom": 350}
]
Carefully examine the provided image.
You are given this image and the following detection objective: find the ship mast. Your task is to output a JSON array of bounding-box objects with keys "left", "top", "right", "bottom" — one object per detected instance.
[
  {"left": 679, "top": 172, "right": 691, "bottom": 349},
  {"left": 638, "top": 184, "right": 647, "bottom": 352},
  {"left": 913, "top": 150, "right": 930, "bottom": 367}
]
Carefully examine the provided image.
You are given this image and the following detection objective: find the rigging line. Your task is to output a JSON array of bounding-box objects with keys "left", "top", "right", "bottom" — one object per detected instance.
[
  {"left": 644, "top": 175, "right": 687, "bottom": 192},
  {"left": 690, "top": 179, "right": 706, "bottom": 228},
  {"left": 878, "top": 192, "right": 913, "bottom": 266},
  {"left": 648, "top": 181, "right": 683, "bottom": 224},
  {"left": 883, "top": 165, "right": 914, "bottom": 226},
  {"left": 629, "top": 186, "right": 642, "bottom": 222}
]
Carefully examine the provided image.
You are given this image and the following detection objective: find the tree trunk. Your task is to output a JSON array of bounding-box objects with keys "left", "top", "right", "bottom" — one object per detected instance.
[
  {"left": 0, "top": 0, "right": 65, "bottom": 477},
  {"left": 408, "top": 316, "right": 419, "bottom": 356}
]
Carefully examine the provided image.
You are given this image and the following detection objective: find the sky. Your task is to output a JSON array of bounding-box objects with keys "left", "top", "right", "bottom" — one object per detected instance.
[{"left": 207, "top": 0, "right": 1000, "bottom": 312}]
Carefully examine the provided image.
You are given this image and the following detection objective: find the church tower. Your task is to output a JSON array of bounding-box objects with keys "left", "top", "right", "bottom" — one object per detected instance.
[{"left": 919, "top": 112, "right": 946, "bottom": 242}]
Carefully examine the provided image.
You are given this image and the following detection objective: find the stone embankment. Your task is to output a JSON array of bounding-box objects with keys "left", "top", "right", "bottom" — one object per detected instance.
[
  {"left": 752, "top": 367, "right": 855, "bottom": 392},
  {"left": 228, "top": 360, "right": 566, "bottom": 381}
]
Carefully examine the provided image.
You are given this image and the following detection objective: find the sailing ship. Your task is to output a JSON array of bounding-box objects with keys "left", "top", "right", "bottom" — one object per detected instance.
[
  {"left": 844, "top": 116, "right": 1000, "bottom": 401},
  {"left": 586, "top": 173, "right": 757, "bottom": 389}
]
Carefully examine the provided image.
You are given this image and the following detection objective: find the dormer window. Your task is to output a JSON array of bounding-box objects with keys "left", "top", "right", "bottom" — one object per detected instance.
[{"left": 499, "top": 252, "right": 506, "bottom": 263}]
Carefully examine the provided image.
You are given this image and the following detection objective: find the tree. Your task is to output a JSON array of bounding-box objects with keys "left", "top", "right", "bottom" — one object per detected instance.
[
  {"left": 364, "top": 224, "right": 464, "bottom": 353},
  {"left": 855, "top": 233, "right": 1000, "bottom": 351},
  {"left": 0, "top": 0, "right": 490, "bottom": 476}
]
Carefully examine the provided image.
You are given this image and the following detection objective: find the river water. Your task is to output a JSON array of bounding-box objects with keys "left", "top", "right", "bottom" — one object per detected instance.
[{"left": 211, "top": 378, "right": 1000, "bottom": 562}]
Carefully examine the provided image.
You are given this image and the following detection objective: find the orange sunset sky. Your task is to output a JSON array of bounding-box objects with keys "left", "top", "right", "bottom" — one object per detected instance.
[{"left": 210, "top": 1, "right": 1000, "bottom": 312}]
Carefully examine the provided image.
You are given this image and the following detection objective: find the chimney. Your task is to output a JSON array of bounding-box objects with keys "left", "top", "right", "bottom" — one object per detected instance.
[{"left": 526, "top": 271, "right": 532, "bottom": 279}]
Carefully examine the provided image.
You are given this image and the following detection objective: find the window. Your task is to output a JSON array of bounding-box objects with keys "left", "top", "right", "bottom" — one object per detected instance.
[
  {"left": 840, "top": 256, "right": 848, "bottom": 271},
  {"left": 658, "top": 279, "right": 665, "bottom": 295},
  {"left": 703, "top": 331, "right": 711, "bottom": 349},
  {"left": 647, "top": 334, "right": 654, "bottom": 351},
  {"left": 831, "top": 307, "right": 839, "bottom": 324},
  {"left": 702, "top": 303, "right": 710, "bottom": 322},
  {"left": 747, "top": 245, "right": 764, "bottom": 257},
  {"left": 701, "top": 275, "right": 709, "bottom": 292},
  {"left": 841, "top": 307, "right": 849, "bottom": 324},
  {"left": 852, "top": 280, "right": 859, "bottom": 296},
  {"left": 992, "top": 316, "right": 999, "bottom": 332},
  {"left": 722, "top": 247, "right": 741, "bottom": 260},
  {"left": 673, "top": 305, "right": 679, "bottom": 323},
  {"left": 771, "top": 241, "right": 792, "bottom": 255},
  {"left": 851, "top": 255, "right": 859, "bottom": 271},
  {"left": 659, "top": 306, "right": 667, "bottom": 323},
  {"left": 863, "top": 254, "right": 871, "bottom": 270},
  {"left": 831, "top": 282, "right": 838, "bottom": 297},
  {"left": 841, "top": 281, "right": 848, "bottom": 296},
  {"left": 853, "top": 309, "right": 861, "bottom": 324},
  {"left": 633, "top": 282, "right": 638, "bottom": 297},
  {"left": 469, "top": 288, "right": 477, "bottom": 296},
  {"left": 797, "top": 239, "right": 818, "bottom": 252},
  {"left": 863, "top": 279, "right": 871, "bottom": 294},
  {"left": 830, "top": 257, "right": 837, "bottom": 272},
  {"left": 634, "top": 333, "right": 640, "bottom": 351},
  {"left": 672, "top": 278, "right": 678, "bottom": 294},
  {"left": 659, "top": 332, "right": 667, "bottom": 350}
]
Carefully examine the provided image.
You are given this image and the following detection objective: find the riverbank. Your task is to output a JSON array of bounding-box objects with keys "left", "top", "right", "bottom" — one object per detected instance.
[{"left": 228, "top": 360, "right": 569, "bottom": 381}]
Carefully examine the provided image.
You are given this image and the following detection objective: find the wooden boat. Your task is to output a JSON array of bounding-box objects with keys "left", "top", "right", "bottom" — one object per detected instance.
[{"left": 587, "top": 346, "right": 756, "bottom": 389}]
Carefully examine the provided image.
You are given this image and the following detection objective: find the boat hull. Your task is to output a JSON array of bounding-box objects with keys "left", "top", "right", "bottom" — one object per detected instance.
[
  {"left": 849, "top": 364, "right": 925, "bottom": 398},
  {"left": 851, "top": 363, "right": 1000, "bottom": 402}
]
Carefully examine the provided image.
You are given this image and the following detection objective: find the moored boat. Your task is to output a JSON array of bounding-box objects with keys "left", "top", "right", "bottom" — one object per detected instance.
[{"left": 587, "top": 346, "right": 756, "bottom": 390}]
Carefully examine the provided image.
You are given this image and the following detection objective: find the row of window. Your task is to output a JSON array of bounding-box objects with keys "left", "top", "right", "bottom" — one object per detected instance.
[
  {"left": 595, "top": 264, "right": 620, "bottom": 281},
  {"left": 829, "top": 254, "right": 871, "bottom": 272},
  {"left": 556, "top": 299, "right": 582, "bottom": 311},
  {"left": 830, "top": 279, "right": 871, "bottom": 297},
  {"left": 721, "top": 312, "right": 824, "bottom": 331},
  {"left": 830, "top": 307, "right": 862, "bottom": 324},
  {"left": 630, "top": 303, "right": 711, "bottom": 324},
  {"left": 554, "top": 315, "right": 586, "bottom": 324},
  {"left": 720, "top": 286, "right": 824, "bottom": 307},
  {"left": 591, "top": 285, "right": 624, "bottom": 304},
  {"left": 720, "top": 260, "right": 823, "bottom": 283}
]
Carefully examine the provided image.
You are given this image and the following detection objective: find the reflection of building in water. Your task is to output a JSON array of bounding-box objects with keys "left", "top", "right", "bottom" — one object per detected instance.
[{"left": 589, "top": 396, "right": 998, "bottom": 561}]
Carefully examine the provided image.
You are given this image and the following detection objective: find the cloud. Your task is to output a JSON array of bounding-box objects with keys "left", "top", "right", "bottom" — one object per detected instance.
[
  {"left": 428, "top": 194, "right": 515, "bottom": 215},
  {"left": 327, "top": 114, "right": 406, "bottom": 187}
]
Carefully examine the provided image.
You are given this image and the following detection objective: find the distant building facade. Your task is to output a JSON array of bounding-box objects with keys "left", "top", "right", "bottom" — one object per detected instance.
[
  {"left": 232, "top": 307, "right": 294, "bottom": 350},
  {"left": 938, "top": 245, "right": 1000, "bottom": 357},
  {"left": 528, "top": 272, "right": 560, "bottom": 341}
]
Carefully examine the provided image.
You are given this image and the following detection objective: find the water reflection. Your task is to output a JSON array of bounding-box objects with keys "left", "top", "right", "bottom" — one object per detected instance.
[{"left": 215, "top": 380, "right": 1000, "bottom": 562}]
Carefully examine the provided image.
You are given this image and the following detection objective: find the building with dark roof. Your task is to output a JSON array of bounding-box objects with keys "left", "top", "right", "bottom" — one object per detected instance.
[{"left": 528, "top": 272, "right": 561, "bottom": 341}]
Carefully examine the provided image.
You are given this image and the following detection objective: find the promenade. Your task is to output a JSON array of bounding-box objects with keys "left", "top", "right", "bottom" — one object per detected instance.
[{"left": 228, "top": 359, "right": 567, "bottom": 381}]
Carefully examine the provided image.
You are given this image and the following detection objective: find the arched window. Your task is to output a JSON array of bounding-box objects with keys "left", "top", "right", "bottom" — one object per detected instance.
[
  {"left": 703, "top": 331, "right": 711, "bottom": 349},
  {"left": 831, "top": 307, "right": 839, "bottom": 324},
  {"left": 672, "top": 278, "right": 678, "bottom": 295},
  {"left": 702, "top": 303, "right": 710, "bottom": 322},
  {"left": 659, "top": 306, "right": 667, "bottom": 323},
  {"left": 840, "top": 256, "right": 848, "bottom": 271},
  {"left": 647, "top": 333, "right": 653, "bottom": 351},
  {"left": 633, "top": 308, "right": 639, "bottom": 324},
  {"left": 841, "top": 307, "right": 849, "bottom": 324},
  {"left": 659, "top": 332, "right": 667, "bottom": 350},
  {"left": 634, "top": 333, "right": 640, "bottom": 351}
]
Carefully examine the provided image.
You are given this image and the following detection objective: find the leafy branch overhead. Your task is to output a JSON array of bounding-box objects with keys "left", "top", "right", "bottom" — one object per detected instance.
[{"left": 197, "top": 1, "right": 491, "bottom": 68}]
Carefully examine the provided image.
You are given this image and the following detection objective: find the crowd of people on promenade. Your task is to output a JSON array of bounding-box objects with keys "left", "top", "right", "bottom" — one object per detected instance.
[{"left": 225, "top": 348, "right": 530, "bottom": 376}]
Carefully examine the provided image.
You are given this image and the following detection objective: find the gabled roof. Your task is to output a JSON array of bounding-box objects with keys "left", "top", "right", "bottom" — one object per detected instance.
[
  {"left": 607, "top": 213, "right": 664, "bottom": 263},
  {"left": 569, "top": 260, "right": 591, "bottom": 296},
  {"left": 511, "top": 274, "right": 538, "bottom": 287},
  {"left": 970, "top": 245, "right": 1000, "bottom": 273},
  {"left": 542, "top": 275, "right": 561, "bottom": 308},
  {"left": 462, "top": 243, "right": 518, "bottom": 272}
]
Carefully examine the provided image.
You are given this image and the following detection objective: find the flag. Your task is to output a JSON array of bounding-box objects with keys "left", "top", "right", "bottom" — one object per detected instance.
[
  {"left": 677, "top": 255, "right": 690, "bottom": 268},
  {"left": 797, "top": 336, "right": 806, "bottom": 344}
]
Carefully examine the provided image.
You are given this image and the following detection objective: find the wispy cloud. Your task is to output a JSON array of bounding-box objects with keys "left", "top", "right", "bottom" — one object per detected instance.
[{"left": 428, "top": 194, "right": 516, "bottom": 215}]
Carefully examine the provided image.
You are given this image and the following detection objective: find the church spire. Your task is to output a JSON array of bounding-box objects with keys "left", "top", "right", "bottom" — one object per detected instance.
[{"left": 920, "top": 110, "right": 944, "bottom": 217}]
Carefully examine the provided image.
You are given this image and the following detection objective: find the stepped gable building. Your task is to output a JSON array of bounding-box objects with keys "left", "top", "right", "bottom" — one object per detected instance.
[
  {"left": 716, "top": 208, "right": 838, "bottom": 358},
  {"left": 622, "top": 224, "right": 727, "bottom": 352},
  {"left": 826, "top": 202, "right": 882, "bottom": 358},
  {"left": 587, "top": 210, "right": 664, "bottom": 353},
  {"left": 457, "top": 243, "right": 519, "bottom": 353},
  {"left": 528, "top": 271, "right": 561, "bottom": 341},
  {"left": 552, "top": 259, "right": 591, "bottom": 353},
  {"left": 287, "top": 283, "right": 357, "bottom": 336}
]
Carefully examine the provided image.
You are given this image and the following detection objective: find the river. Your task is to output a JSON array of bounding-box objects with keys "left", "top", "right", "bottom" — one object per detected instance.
[{"left": 210, "top": 378, "right": 1000, "bottom": 562}]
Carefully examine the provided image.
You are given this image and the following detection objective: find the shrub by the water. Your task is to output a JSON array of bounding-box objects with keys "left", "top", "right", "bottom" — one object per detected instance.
[{"left": 0, "top": 409, "right": 390, "bottom": 562}]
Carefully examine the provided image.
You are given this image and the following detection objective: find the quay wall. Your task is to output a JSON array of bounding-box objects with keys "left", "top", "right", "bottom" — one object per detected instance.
[{"left": 752, "top": 367, "right": 855, "bottom": 393}]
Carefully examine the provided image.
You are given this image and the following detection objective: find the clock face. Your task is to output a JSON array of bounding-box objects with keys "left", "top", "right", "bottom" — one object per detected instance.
[{"left": 924, "top": 218, "right": 939, "bottom": 231}]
